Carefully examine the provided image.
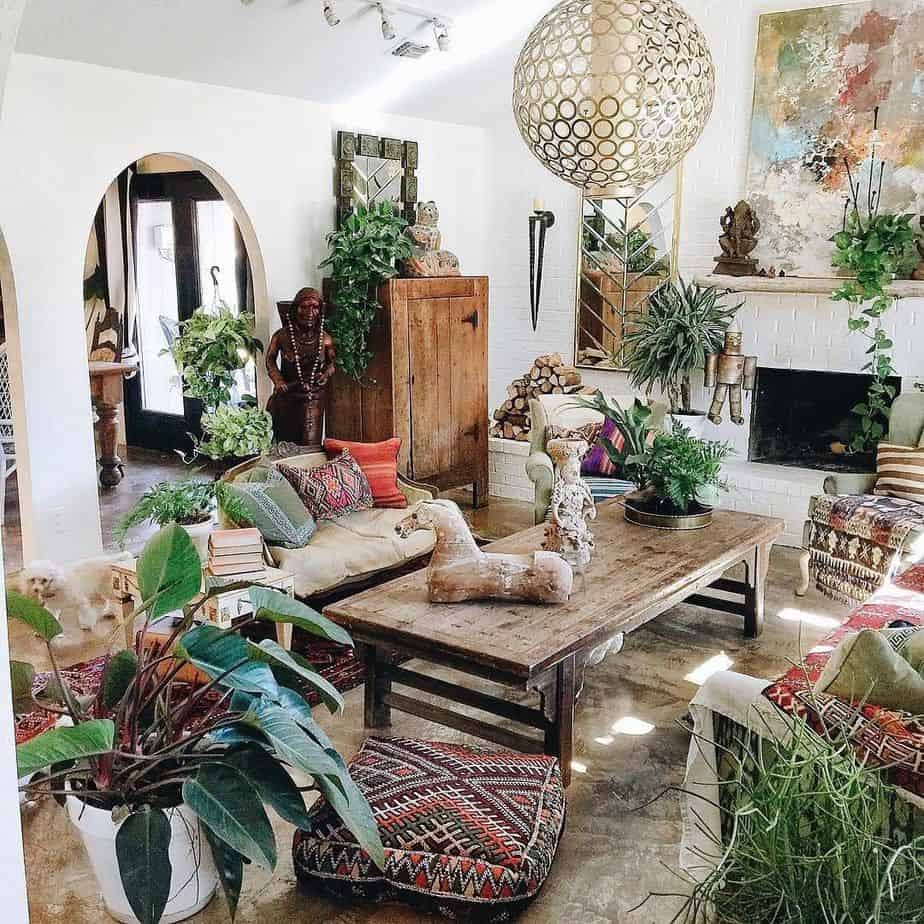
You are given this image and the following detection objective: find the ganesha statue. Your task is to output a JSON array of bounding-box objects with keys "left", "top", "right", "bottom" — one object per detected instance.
[{"left": 401, "top": 201, "right": 461, "bottom": 278}]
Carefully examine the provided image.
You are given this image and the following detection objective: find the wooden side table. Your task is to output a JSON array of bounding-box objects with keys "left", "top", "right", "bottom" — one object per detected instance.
[{"left": 111, "top": 560, "right": 297, "bottom": 649}]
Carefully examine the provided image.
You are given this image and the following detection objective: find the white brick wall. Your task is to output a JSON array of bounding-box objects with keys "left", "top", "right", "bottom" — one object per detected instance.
[{"left": 488, "top": 436, "right": 533, "bottom": 502}]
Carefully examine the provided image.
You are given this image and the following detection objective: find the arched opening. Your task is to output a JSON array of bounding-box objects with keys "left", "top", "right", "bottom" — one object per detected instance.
[{"left": 80, "top": 153, "right": 269, "bottom": 553}]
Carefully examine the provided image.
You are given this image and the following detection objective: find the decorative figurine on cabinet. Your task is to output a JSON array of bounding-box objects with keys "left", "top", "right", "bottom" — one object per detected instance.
[
  {"left": 265, "top": 287, "right": 336, "bottom": 449},
  {"left": 401, "top": 201, "right": 462, "bottom": 278},
  {"left": 714, "top": 201, "right": 760, "bottom": 277},
  {"left": 544, "top": 439, "right": 597, "bottom": 572},
  {"left": 704, "top": 317, "right": 758, "bottom": 425}
]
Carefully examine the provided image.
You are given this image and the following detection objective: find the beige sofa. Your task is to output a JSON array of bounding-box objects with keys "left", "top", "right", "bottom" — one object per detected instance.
[{"left": 224, "top": 449, "right": 436, "bottom": 600}]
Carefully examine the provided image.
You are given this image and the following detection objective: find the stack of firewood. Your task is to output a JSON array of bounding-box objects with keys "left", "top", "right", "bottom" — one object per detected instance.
[{"left": 490, "top": 354, "right": 589, "bottom": 442}]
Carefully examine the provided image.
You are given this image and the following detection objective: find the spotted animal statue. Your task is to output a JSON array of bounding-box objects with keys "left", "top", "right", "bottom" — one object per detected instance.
[
  {"left": 401, "top": 201, "right": 461, "bottom": 278},
  {"left": 396, "top": 499, "right": 573, "bottom": 604}
]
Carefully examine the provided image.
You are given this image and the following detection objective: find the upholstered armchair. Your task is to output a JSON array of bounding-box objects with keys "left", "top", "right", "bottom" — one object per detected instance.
[
  {"left": 527, "top": 393, "right": 642, "bottom": 524},
  {"left": 797, "top": 392, "right": 924, "bottom": 602}
]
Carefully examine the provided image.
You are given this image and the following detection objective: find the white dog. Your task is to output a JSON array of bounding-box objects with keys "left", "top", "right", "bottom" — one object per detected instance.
[{"left": 15, "top": 552, "right": 132, "bottom": 634}]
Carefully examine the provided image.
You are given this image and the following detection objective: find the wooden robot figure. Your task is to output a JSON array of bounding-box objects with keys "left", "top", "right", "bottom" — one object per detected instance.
[{"left": 704, "top": 318, "right": 757, "bottom": 425}]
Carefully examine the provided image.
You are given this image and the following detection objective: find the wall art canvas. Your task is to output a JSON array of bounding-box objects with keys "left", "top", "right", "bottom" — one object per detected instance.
[{"left": 746, "top": 1, "right": 924, "bottom": 276}]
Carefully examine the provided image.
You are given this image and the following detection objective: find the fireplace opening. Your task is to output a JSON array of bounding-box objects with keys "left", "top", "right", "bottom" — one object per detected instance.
[{"left": 748, "top": 367, "right": 901, "bottom": 472}]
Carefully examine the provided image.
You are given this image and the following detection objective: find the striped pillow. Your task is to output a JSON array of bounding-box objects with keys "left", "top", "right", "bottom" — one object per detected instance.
[
  {"left": 323, "top": 438, "right": 407, "bottom": 509},
  {"left": 874, "top": 442, "right": 924, "bottom": 501}
]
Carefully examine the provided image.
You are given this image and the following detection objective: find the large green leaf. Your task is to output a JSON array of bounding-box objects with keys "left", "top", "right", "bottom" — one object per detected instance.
[
  {"left": 176, "top": 625, "right": 279, "bottom": 698},
  {"left": 247, "top": 588, "right": 353, "bottom": 647},
  {"left": 248, "top": 639, "right": 344, "bottom": 714},
  {"left": 315, "top": 749, "right": 386, "bottom": 871},
  {"left": 101, "top": 650, "right": 139, "bottom": 710},
  {"left": 182, "top": 764, "right": 277, "bottom": 870},
  {"left": 6, "top": 591, "right": 63, "bottom": 641},
  {"left": 202, "top": 825, "right": 243, "bottom": 921},
  {"left": 224, "top": 747, "right": 313, "bottom": 828},
  {"left": 115, "top": 806, "right": 172, "bottom": 924},
  {"left": 137, "top": 524, "right": 202, "bottom": 618},
  {"left": 16, "top": 719, "right": 115, "bottom": 778},
  {"left": 10, "top": 660, "right": 35, "bottom": 715},
  {"left": 273, "top": 686, "right": 337, "bottom": 753}
]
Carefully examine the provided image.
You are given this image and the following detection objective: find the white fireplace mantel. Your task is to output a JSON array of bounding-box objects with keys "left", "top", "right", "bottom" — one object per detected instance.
[{"left": 694, "top": 274, "right": 924, "bottom": 298}]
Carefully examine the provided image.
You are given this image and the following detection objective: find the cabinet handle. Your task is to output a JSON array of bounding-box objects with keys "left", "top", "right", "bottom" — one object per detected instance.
[
  {"left": 463, "top": 423, "right": 479, "bottom": 438},
  {"left": 461, "top": 310, "right": 479, "bottom": 329}
]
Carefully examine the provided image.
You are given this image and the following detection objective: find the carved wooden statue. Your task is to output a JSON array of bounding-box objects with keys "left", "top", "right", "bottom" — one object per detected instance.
[
  {"left": 265, "top": 288, "right": 336, "bottom": 450},
  {"left": 704, "top": 318, "right": 757, "bottom": 425},
  {"left": 401, "top": 201, "right": 461, "bottom": 278},
  {"left": 543, "top": 439, "right": 597, "bottom": 573},
  {"left": 396, "top": 499, "right": 573, "bottom": 604},
  {"left": 714, "top": 201, "right": 760, "bottom": 277}
]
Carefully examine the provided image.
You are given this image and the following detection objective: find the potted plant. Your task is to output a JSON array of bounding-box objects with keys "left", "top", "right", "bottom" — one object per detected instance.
[
  {"left": 321, "top": 201, "right": 413, "bottom": 381},
  {"left": 168, "top": 306, "right": 263, "bottom": 411},
  {"left": 623, "top": 278, "right": 740, "bottom": 437},
  {"left": 114, "top": 480, "right": 249, "bottom": 559},
  {"left": 10, "top": 524, "right": 384, "bottom": 924},
  {"left": 189, "top": 404, "right": 274, "bottom": 466}
]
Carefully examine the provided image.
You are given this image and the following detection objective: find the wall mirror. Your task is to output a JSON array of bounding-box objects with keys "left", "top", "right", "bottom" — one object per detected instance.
[
  {"left": 574, "top": 167, "right": 682, "bottom": 371},
  {"left": 336, "top": 130, "right": 418, "bottom": 228}
]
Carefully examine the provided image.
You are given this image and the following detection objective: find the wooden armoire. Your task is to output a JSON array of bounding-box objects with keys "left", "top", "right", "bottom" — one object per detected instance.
[{"left": 326, "top": 276, "right": 489, "bottom": 507}]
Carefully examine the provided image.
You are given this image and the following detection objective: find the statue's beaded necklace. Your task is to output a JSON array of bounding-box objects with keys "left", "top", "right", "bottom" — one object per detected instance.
[{"left": 285, "top": 308, "right": 325, "bottom": 442}]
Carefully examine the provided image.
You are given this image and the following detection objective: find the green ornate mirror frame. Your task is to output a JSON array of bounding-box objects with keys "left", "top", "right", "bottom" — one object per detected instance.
[{"left": 336, "top": 131, "right": 419, "bottom": 228}]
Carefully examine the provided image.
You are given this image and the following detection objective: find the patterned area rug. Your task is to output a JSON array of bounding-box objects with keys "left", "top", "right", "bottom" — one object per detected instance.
[
  {"left": 15, "top": 633, "right": 364, "bottom": 746},
  {"left": 808, "top": 493, "right": 924, "bottom": 604}
]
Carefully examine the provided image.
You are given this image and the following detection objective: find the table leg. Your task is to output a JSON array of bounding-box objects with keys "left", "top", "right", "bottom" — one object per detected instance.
[
  {"left": 96, "top": 401, "right": 125, "bottom": 487},
  {"left": 361, "top": 643, "right": 392, "bottom": 729},
  {"left": 544, "top": 653, "right": 576, "bottom": 787},
  {"left": 117, "top": 593, "right": 136, "bottom": 650},
  {"left": 275, "top": 622, "right": 293, "bottom": 651},
  {"left": 744, "top": 542, "right": 771, "bottom": 638}
]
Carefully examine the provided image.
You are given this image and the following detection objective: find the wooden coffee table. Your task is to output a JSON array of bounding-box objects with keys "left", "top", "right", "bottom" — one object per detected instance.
[{"left": 324, "top": 501, "right": 783, "bottom": 786}]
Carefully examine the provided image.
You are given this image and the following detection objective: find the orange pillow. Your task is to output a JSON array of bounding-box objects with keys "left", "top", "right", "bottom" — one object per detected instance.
[{"left": 323, "top": 438, "right": 407, "bottom": 509}]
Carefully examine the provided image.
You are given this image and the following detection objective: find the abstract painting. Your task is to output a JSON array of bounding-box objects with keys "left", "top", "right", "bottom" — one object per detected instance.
[{"left": 746, "top": 1, "right": 924, "bottom": 276}]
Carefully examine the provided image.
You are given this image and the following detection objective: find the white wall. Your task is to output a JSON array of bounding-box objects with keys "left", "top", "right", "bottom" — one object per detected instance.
[{"left": 0, "top": 53, "right": 489, "bottom": 563}]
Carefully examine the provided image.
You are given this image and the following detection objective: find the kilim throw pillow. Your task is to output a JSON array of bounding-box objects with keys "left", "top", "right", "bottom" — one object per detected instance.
[
  {"left": 875, "top": 442, "right": 924, "bottom": 502},
  {"left": 581, "top": 417, "right": 625, "bottom": 477},
  {"left": 278, "top": 450, "right": 373, "bottom": 521},
  {"left": 323, "top": 437, "right": 407, "bottom": 509},
  {"left": 293, "top": 737, "right": 565, "bottom": 922}
]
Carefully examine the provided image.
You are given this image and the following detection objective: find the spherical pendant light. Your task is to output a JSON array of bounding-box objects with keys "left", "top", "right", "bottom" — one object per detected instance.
[{"left": 513, "top": 0, "right": 715, "bottom": 196}]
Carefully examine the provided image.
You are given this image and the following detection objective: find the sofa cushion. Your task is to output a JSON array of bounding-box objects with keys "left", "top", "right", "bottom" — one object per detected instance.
[
  {"left": 582, "top": 417, "right": 626, "bottom": 477},
  {"left": 875, "top": 442, "right": 924, "bottom": 502},
  {"left": 323, "top": 437, "right": 407, "bottom": 509},
  {"left": 279, "top": 450, "right": 373, "bottom": 521},
  {"left": 292, "top": 737, "right": 565, "bottom": 921},
  {"left": 223, "top": 469, "right": 316, "bottom": 549},
  {"left": 541, "top": 393, "right": 636, "bottom": 434},
  {"left": 269, "top": 501, "right": 434, "bottom": 598}
]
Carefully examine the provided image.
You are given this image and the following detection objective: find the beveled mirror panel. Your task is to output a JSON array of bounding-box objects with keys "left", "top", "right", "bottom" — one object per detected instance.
[
  {"left": 336, "top": 131, "right": 419, "bottom": 228},
  {"left": 575, "top": 167, "right": 682, "bottom": 371}
]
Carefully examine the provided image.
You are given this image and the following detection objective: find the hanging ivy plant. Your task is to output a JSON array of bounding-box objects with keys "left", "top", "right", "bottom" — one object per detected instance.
[{"left": 320, "top": 202, "right": 413, "bottom": 381}]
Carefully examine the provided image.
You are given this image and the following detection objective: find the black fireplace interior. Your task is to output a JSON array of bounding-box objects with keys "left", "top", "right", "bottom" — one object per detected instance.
[{"left": 749, "top": 367, "right": 901, "bottom": 472}]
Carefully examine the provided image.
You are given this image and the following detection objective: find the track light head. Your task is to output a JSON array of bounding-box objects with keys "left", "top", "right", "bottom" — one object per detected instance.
[
  {"left": 433, "top": 18, "right": 450, "bottom": 51},
  {"left": 322, "top": 1, "right": 340, "bottom": 27},
  {"left": 377, "top": 4, "right": 396, "bottom": 41}
]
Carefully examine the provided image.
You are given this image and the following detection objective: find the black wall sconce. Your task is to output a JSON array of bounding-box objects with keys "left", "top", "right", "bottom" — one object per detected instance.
[{"left": 529, "top": 200, "right": 555, "bottom": 331}]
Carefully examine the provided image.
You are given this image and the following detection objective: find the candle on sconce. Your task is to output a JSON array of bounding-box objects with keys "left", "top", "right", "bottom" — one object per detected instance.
[{"left": 533, "top": 197, "right": 545, "bottom": 212}]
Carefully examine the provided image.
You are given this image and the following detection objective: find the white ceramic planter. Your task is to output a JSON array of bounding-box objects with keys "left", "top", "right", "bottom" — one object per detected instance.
[
  {"left": 67, "top": 795, "right": 218, "bottom": 924},
  {"left": 180, "top": 517, "right": 214, "bottom": 563},
  {"left": 666, "top": 412, "right": 709, "bottom": 440}
]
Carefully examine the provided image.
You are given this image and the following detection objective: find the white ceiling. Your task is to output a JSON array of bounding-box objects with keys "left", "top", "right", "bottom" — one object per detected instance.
[{"left": 16, "top": 0, "right": 550, "bottom": 125}]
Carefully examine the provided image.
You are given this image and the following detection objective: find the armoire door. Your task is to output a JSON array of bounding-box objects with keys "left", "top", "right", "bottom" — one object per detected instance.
[{"left": 450, "top": 287, "right": 487, "bottom": 483}]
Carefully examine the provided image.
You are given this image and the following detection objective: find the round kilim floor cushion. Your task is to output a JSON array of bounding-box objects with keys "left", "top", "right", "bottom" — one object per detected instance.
[{"left": 292, "top": 737, "right": 566, "bottom": 922}]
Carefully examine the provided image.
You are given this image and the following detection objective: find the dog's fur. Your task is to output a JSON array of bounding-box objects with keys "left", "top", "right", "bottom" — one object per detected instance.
[{"left": 15, "top": 553, "right": 132, "bottom": 634}]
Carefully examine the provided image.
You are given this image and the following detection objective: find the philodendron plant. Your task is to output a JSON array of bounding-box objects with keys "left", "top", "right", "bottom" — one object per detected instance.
[{"left": 10, "top": 524, "right": 383, "bottom": 924}]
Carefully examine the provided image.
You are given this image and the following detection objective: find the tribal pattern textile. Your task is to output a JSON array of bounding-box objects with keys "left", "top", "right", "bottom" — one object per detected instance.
[
  {"left": 764, "top": 564, "right": 924, "bottom": 798},
  {"left": 807, "top": 492, "right": 924, "bottom": 605},
  {"left": 278, "top": 449, "right": 373, "bottom": 521},
  {"left": 293, "top": 737, "right": 565, "bottom": 921}
]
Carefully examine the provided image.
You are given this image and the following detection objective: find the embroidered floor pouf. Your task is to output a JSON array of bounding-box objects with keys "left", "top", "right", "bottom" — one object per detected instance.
[{"left": 292, "top": 737, "right": 566, "bottom": 922}]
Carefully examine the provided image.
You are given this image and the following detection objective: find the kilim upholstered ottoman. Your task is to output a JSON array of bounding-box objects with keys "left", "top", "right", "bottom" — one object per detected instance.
[{"left": 292, "top": 737, "right": 566, "bottom": 921}]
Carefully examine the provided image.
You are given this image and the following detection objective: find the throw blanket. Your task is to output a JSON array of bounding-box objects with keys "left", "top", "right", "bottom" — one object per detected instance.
[{"left": 808, "top": 493, "right": 924, "bottom": 604}]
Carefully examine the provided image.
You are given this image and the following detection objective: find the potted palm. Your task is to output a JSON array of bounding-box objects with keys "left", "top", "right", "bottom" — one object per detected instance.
[
  {"left": 623, "top": 278, "right": 740, "bottom": 437},
  {"left": 10, "top": 524, "right": 383, "bottom": 924}
]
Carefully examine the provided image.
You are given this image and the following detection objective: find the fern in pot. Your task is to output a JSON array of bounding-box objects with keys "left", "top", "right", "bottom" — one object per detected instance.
[
  {"left": 624, "top": 278, "right": 740, "bottom": 438},
  {"left": 10, "top": 524, "right": 384, "bottom": 924}
]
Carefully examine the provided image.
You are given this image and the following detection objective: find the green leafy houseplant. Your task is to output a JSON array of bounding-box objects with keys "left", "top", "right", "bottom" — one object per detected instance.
[
  {"left": 169, "top": 306, "right": 264, "bottom": 411},
  {"left": 191, "top": 404, "right": 274, "bottom": 462},
  {"left": 114, "top": 480, "right": 249, "bottom": 548},
  {"left": 11, "top": 524, "right": 384, "bottom": 924},
  {"left": 320, "top": 202, "right": 413, "bottom": 381},
  {"left": 832, "top": 210, "right": 920, "bottom": 453},
  {"left": 623, "top": 279, "right": 740, "bottom": 416}
]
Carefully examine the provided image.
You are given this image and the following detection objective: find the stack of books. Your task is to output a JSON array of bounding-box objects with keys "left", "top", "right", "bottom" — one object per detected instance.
[{"left": 208, "top": 528, "right": 267, "bottom": 582}]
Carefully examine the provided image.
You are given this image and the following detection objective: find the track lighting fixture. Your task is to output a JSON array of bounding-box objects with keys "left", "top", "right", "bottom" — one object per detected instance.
[
  {"left": 432, "top": 18, "right": 450, "bottom": 51},
  {"left": 377, "top": 3, "right": 396, "bottom": 40},
  {"left": 322, "top": 1, "right": 340, "bottom": 27}
]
